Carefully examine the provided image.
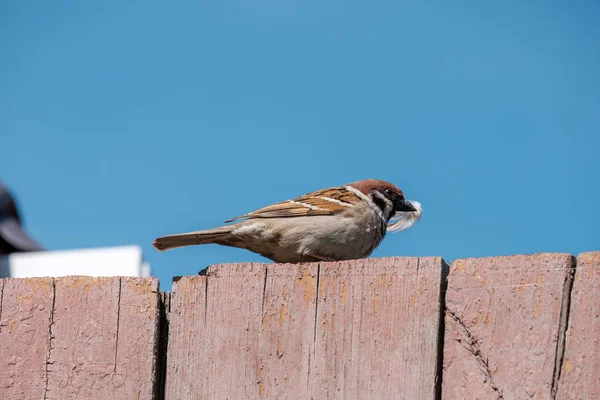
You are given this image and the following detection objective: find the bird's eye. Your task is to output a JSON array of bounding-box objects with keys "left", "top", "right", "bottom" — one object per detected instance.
[{"left": 384, "top": 188, "right": 393, "bottom": 196}]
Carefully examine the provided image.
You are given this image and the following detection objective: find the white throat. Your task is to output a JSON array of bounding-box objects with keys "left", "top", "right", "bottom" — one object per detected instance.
[{"left": 370, "top": 190, "right": 395, "bottom": 222}]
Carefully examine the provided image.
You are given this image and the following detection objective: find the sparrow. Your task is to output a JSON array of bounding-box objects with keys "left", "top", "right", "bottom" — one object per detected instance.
[{"left": 153, "top": 179, "right": 422, "bottom": 263}]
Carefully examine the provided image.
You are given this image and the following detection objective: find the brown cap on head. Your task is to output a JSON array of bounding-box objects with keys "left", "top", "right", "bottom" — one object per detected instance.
[
  {"left": 347, "top": 179, "right": 405, "bottom": 198},
  {"left": 347, "top": 179, "right": 417, "bottom": 214}
]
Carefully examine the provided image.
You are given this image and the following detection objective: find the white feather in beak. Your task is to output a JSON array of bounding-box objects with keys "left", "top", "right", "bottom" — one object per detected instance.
[{"left": 387, "top": 200, "right": 422, "bottom": 232}]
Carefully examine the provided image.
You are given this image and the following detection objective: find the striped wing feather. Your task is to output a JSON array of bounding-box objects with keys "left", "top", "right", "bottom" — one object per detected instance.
[{"left": 224, "top": 186, "right": 360, "bottom": 222}]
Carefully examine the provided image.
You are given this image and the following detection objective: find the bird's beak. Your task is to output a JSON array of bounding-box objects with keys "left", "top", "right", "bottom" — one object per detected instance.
[{"left": 395, "top": 199, "right": 418, "bottom": 213}]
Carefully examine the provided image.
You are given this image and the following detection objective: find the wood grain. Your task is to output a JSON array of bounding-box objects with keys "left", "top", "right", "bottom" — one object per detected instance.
[
  {"left": 0, "top": 276, "right": 160, "bottom": 400},
  {"left": 115, "top": 277, "right": 161, "bottom": 398},
  {"left": 165, "top": 257, "right": 446, "bottom": 400},
  {"left": 0, "top": 278, "right": 54, "bottom": 400},
  {"left": 556, "top": 252, "right": 600, "bottom": 399},
  {"left": 2, "top": 253, "right": 599, "bottom": 399},
  {"left": 164, "top": 275, "right": 207, "bottom": 399},
  {"left": 257, "top": 262, "right": 319, "bottom": 399},
  {"left": 442, "top": 253, "right": 575, "bottom": 400},
  {"left": 45, "top": 277, "right": 121, "bottom": 399}
]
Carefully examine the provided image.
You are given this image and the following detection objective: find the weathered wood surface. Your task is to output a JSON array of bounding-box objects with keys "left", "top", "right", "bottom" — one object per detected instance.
[
  {"left": 0, "top": 278, "right": 54, "bottom": 400},
  {"left": 442, "top": 253, "right": 575, "bottom": 400},
  {"left": 2, "top": 253, "right": 600, "bottom": 399},
  {"left": 257, "top": 262, "right": 318, "bottom": 399},
  {"left": 556, "top": 252, "right": 600, "bottom": 400},
  {"left": 165, "top": 257, "right": 446, "bottom": 400},
  {"left": 0, "top": 276, "right": 160, "bottom": 400},
  {"left": 308, "top": 257, "right": 445, "bottom": 399}
]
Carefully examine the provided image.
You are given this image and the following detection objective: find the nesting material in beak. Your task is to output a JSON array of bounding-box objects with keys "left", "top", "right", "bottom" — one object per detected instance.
[{"left": 387, "top": 200, "right": 422, "bottom": 232}]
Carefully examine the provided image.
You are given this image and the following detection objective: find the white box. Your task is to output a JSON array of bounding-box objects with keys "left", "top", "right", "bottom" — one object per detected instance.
[{"left": 0, "top": 245, "right": 150, "bottom": 278}]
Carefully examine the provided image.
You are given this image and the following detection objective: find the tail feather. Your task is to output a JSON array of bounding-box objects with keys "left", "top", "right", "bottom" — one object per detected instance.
[{"left": 153, "top": 226, "right": 233, "bottom": 252}]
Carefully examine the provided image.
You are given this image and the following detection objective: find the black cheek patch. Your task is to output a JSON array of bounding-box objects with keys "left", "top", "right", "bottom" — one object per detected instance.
[{"left": 371, "top": 194, "right": 389, "bottom": 215}]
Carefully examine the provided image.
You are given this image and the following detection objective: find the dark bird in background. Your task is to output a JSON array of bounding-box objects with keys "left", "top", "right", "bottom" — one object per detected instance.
[{"left": 0, "top": 180, "right": 44, "bottom": 256}]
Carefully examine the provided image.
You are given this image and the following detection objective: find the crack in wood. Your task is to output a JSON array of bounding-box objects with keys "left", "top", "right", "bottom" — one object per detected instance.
[
  {"left": 0, "top": 279, "right": 4, "bottom": 332},
  {"left": 43, "top": 278, "right": 56, "bottom": 400},
  {"left": 306, "top": 352, "right": 311, "bottom": 390},
  {"left": 261, "top": 266, "right": 268, "bottom": 317},
  {"left": 204, "top": 276, "right": 209, "bottom": 324},
  {"left": 434, "top": 260, "right": 449, "bottom": 400},
  {"left": 155, "top": 291, "right": 171, "bottom": 400},
  {"left": 113, "top": 278, "right": 122, "bottom": 374},
  {"left": 312, "top": 263, "right": 321, "bottom": 349},
  {"left": 307, "top": 263, "right": 321, "bottom": 392},
  {"left": 550, "top": 256, "right": 576, "bottom": 399},
  {"left": 447, "top": 308, "right": 504, "bottom": 399}
]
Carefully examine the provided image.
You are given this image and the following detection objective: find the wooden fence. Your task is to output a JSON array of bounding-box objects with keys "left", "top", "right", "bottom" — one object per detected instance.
[{"left": 0, "top": 252, "right": 598, "bottom": 399}]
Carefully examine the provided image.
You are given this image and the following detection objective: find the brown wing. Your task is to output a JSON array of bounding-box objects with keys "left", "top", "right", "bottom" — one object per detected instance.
[{"left": 224, "top": 186, "right": 361, "bottom": 222}]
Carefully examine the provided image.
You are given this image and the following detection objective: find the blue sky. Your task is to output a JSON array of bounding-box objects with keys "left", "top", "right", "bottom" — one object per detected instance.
[{"left": 1, "top": 1, "right": 599, "bottom": 291}]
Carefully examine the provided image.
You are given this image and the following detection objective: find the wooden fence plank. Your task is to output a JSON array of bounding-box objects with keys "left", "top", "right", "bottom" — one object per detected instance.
[
  {"left": 0, "top": 278, "right": 53, "bottom": 400},
  {"left": 556, "top": 252, "right": 600, "bottom": 400},
  {"left": 308, "top": 257, "right": 445, "bottom": 399},
  {"left": 115, "top": 277, "right": 160, "bottom": 398},
  {"left": 164, "top": 275, "right": 207, "bottom": 399},
  {"left": 257, "top": 263, "right": 318, "bottom": 399},
  {"left": 166, "top": 257, "right": 445, "bottom": 400},
  {"left": 442, "top": 253, "right": 575, "bottom": 400},
  {"left": 203, "top": 263, "right": 267, "bottom": 399},
  {"left": 45, "top": 276, "right": 160, "bottom": 400},
  {"left": 165, "top": 263, "right": 267, "bottom": 399},
  {"left": 45, "top": 277, "right": 120, "bottom": 399}
]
